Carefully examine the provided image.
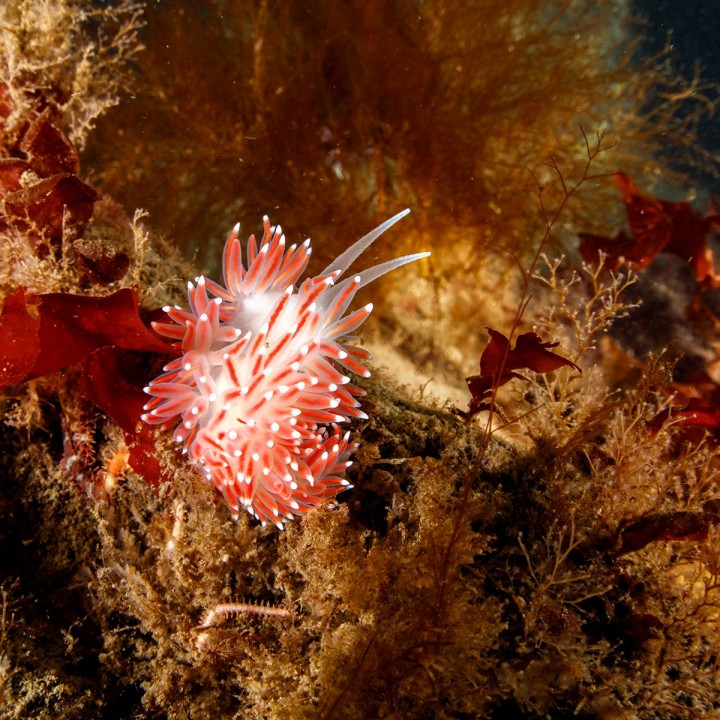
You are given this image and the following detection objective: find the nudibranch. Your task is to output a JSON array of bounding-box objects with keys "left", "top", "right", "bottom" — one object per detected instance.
[{"left": 142, "top": 209, "right": 428, "bottom": 528}]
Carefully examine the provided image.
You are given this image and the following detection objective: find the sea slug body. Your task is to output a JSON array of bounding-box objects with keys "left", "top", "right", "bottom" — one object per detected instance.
[{"left": 142, "top": 209, "right": 428, "bottom": 528}]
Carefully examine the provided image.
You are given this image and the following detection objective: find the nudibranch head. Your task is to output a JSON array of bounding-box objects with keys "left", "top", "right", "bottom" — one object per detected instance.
[{"left": 142, "top": 209, "right": 428, "bottom": 528}]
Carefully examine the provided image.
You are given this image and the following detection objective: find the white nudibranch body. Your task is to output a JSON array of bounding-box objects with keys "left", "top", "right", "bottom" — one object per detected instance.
[{"left": 142, "top": 209, "right": 428, "bottom": 528}]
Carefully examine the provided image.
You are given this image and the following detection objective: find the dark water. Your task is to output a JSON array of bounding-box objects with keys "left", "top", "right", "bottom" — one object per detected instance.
[{"left": 634, "top": 0, "right": 720, "bottom": 192}]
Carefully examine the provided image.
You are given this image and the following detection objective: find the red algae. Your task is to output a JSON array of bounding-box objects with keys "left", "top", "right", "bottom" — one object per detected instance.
[{"left": 1, "top": 2, "right": 720, "bottom": 719}]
